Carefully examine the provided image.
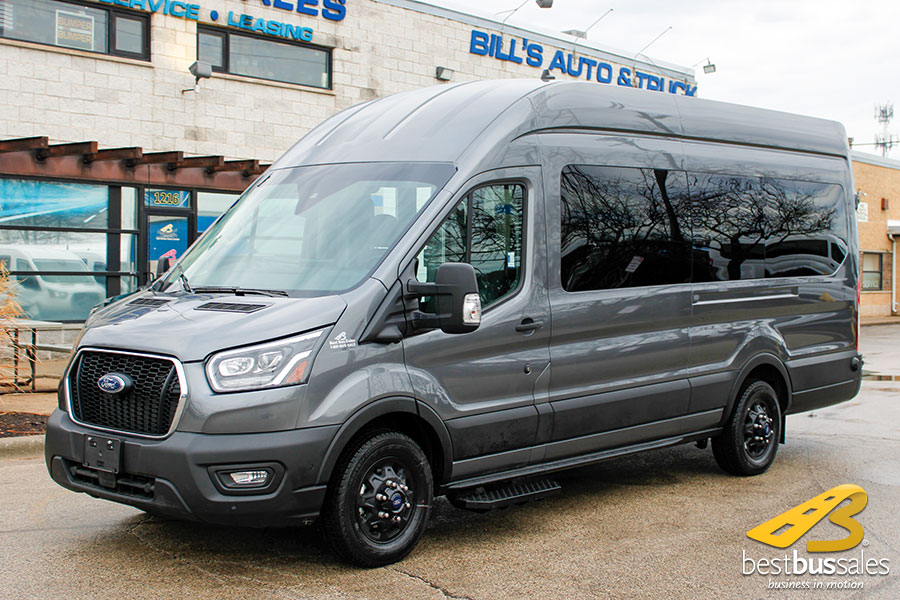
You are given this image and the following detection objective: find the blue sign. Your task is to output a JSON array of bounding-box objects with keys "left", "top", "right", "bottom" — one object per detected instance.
[
  {"left": 260, "top": 0, "right": 346, "bottom": 21},
  {"left": 97, "top": 1, "right": 201, "bottom": 21},
  {"left": 145, "top": 190, "right": 191, "bottom": 208},
  {"left": 97, "top": 0, "right": 335, "bottom": 42},
  {"left": 149, "top": 218, "right": 189, "bottom": 262},
  {"left": 469, "top": 29, "right": 697, "bottom": 97},
  {"left": 223, "top": 12, "right": 313, "bottom": 41}
]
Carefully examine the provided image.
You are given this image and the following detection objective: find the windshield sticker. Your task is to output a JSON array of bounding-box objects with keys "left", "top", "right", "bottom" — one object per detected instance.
[{"left": 329, "top": 332, "right": 357, "bottom": 350}]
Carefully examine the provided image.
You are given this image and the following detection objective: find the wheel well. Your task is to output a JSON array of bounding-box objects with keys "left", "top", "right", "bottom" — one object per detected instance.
[
  {"left": 742, "top": 364, "right": 789, "bottom": 415},
  {"left": 348, "top": 412, "right": 447, "bottom": 491}
]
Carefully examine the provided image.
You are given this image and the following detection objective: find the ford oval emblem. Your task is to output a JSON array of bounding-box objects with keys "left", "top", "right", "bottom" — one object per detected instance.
[{"left": 97, "top": 373, "right": 132, "bottom": 394}]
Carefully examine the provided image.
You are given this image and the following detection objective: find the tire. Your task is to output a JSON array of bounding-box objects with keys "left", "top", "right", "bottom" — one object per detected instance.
[
  {"left": 321, "top": 431, "right": 433, "bottom": 567},
  {"left": 712, "top": 380, "right": 782, "bottom": 476}
]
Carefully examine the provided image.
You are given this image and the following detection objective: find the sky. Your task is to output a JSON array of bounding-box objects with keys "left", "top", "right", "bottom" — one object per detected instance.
[{"left": 433, "top": 0, "right": 900, "bottom": 158}]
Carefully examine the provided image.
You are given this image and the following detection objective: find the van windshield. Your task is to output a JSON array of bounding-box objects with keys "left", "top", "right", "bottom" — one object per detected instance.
[{"left": 166, "top": 162, "right": 455, "bottom": 295}]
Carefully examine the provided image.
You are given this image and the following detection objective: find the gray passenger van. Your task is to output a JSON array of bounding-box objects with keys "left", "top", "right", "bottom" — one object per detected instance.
[{"left": 45, "top": 80, "right": 862, "bottom": 566}]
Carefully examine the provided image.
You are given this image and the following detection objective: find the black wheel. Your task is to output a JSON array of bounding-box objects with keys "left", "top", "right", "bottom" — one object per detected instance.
[
  {"left": 321, "top": 431, "right": 433, "bottom": 567},
  {"left": 712, "top": 380, "right": 781, "bottom": 476}
]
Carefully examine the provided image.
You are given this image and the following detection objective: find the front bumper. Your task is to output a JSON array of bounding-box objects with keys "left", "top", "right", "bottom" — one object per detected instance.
[{"left": 45, "top": 410, "right": 339, "bottom": 527}]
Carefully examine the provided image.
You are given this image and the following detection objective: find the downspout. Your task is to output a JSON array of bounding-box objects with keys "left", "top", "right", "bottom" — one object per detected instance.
[{"left": 890, "top": 233, "right": 898, "bottom": 315}]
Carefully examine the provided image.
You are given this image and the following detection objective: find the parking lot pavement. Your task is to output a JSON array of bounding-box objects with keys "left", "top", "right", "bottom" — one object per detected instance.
[{"left": 1, "top": 328, "right": 897, "bottom": 599}]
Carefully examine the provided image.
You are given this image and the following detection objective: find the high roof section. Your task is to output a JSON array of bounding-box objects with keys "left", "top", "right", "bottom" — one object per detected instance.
[{"left": 275, "top": 80, "right": 850, "bottom": 170}]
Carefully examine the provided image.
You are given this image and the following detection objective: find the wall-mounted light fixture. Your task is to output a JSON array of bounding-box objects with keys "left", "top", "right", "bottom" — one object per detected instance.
[
  {"left": 182, "top": 61, "right": 212, "bottom": 94},
  {"left": 435, "top": 66, "right": 454, "bottom": 81},
  {"left": 540, "top": 69, "right": 555, "bottom": 82}
]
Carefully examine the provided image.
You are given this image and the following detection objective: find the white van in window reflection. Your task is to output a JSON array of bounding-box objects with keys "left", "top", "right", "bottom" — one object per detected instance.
[
  {"left": 0, "top": 245, "right": 107, "bottom": 321},
  {"left": 703, "top": 234, "right": 847, "bottom": 281}
]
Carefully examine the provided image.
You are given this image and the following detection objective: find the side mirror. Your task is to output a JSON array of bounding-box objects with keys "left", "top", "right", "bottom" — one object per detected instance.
[
  {"left": 155, "top": 257, "right": 171, "bottom": 279},
  {"left": 406, "top": 263, "right": 481, "bottom": 334}
]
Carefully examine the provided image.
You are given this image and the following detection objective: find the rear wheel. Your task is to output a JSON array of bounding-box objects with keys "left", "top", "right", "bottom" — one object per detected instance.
[
  {"left": 321, "top": 431, "right": 433, "bottom": 567},
  {"left": 712, "top": 380, "right": 781, "bottom": 476}
]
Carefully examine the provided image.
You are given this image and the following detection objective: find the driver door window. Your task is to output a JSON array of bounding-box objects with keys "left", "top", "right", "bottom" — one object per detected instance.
[{"left": 418, "top": 183, "right": 525, "bottom": 309}]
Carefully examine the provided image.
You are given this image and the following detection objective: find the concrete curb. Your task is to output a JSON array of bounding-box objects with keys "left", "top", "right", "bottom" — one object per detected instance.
[{"left": 0, "top": 435, "right": 44, "bottom": 460}]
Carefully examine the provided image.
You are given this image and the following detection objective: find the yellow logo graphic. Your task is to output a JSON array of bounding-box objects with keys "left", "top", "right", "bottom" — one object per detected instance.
[
  {"left": 160, "top": 224, "right": 174, "bottom": 234},
  {"left": 747, "top": 484, "right": 867, "bottom": 552}
]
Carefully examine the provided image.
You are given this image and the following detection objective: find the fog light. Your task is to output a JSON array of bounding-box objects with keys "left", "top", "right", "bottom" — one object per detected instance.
[{"left": 228, "top": 470, "right": 269, "bottom": 486}]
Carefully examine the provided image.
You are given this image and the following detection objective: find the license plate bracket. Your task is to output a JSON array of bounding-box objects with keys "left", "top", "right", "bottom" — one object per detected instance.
[{"left": 83, "top": 435, "right": 122, "bottom": 474}]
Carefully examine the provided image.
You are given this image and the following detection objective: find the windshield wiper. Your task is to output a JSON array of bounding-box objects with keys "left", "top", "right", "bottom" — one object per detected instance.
[
  {"left": 190, "top": 286, "right": 289, "bottom": 297},
  {"left": 179, "top": 271, "right": 193, "bottom": 294}
]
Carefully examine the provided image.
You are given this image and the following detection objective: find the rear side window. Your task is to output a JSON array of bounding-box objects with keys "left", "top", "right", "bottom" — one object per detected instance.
[
  {"left": 419, "top": 183, "right": 525, "bottom": 308},
  {"left": 560, "top": 165, "right": 692, "bottom": 291},
  {"left": 689, "top": 175, "right": 848, "bottom": 282}
]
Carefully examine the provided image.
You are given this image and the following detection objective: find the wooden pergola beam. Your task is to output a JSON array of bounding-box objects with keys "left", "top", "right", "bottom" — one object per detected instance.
[
  {"left": 179, "top": 155, "right": 225, "bottom": 169},
  {"left": 0, "top": 136, "right": 49, "bottom": 153},
  {"left": 35, "top": 141, "right": 98, "bottom": 161},
  {"left": 0, "top": 137, "right": 265, "bottom": 192},
  {"left": 83, "top": 147, "right": 143, "bottom": 163},
  {"left": 206, "top": 159, "right": 259, "bottom": 174}
]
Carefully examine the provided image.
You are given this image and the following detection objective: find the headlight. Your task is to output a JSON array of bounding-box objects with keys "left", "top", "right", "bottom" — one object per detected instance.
[
  {"left": 206, "top": 329, "right": 328, "bottom": 393},
  {"left": 49, "top": 289, "right": 68, "bottom": 299}
]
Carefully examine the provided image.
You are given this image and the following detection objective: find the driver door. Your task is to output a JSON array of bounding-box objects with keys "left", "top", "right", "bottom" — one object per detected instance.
[{"left": 402, "top": 167, "right": 551, "bottom": 479}]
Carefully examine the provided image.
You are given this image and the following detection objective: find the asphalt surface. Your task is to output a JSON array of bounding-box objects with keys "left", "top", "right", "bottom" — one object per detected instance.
[{"left": 1, "top": 327, "right": 898, "bottom": 599}]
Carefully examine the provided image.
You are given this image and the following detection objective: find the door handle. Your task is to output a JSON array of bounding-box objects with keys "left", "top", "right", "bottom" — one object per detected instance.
[{"left": 515, "top": 318, "right": 544, "bottom": 333}]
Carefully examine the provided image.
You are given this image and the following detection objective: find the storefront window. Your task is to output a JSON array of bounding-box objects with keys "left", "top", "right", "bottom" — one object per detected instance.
[
  {"left": 197, "top": 26, "right": 331, "bottom": 89},
  {"left": 0, "top": 0, "right": 148, "bottom": 60},
  {"left": 122, "top": 187, "right": 138, "bottom": 230},
  {"left": 0, "top": 178, "right": 140, "bottom": 321},
  {"left": 197, "top": 191, "right": 238, "bottom": 234}
]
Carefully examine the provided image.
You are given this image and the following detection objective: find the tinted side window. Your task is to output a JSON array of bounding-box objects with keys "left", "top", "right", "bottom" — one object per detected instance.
[
  {"left": 560, "top": 166, "right": 692, "bottom": 291},
  {"left": 689, "top": 174, "right": 847, "bottom": 281},
  {"left": 419, "top": 183, "right": 525, "bottom": 308}
]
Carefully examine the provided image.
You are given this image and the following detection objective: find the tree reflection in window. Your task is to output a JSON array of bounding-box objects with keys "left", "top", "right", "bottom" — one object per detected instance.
[
  {"left": 560, "top": 165, "right": 692, "bottom": 291},
  {"left": 689, "top": 175, "right": 845, "bottom": 281},
  {"left": 420, "top": 183, "right": 524, "bottom": 308}
]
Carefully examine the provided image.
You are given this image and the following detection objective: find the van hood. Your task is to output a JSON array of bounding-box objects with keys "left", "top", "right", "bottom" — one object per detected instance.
[{"left": 79, "top": 292, "right": 347, "bottom": 362}]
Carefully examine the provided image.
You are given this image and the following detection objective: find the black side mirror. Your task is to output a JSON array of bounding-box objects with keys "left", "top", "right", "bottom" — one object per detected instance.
[
  {"left": 155, "top": 257, "right": 171, "bottom": 279},
  {"left": 406, "top": 263, "right": 481, "bottom": 334}
]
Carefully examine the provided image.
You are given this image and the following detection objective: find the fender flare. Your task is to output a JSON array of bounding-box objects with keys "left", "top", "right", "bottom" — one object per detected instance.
[
  {"left": 315, "top": 396, "right": 453, "bottom": 486},
  {"left": 722, "top": 352, "right": 793, "bottom": 427}
]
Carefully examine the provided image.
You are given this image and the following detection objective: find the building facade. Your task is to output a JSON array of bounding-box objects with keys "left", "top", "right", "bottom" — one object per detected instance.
[
  {"left": 1, "top": 0, "right": 697, "bottom": 161},
  {"left": 853, "top": 152, "right": 900, "bottom": 317},
  {"left": 0, "top": 0, "right": 697, "bottom": 321}
]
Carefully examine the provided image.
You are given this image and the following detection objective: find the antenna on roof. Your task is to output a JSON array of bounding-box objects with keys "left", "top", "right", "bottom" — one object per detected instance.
[{"left": 874, "top": 103, "right": 898, "bottom": 157}]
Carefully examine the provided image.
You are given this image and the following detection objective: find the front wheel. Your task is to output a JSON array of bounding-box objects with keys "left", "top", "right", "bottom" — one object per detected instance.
[
  {"left": 712, "top": 380, "right": 781, "bottom": 476},
  {"left": 321, "top": 431, "right": 433, "bottom": 567}
]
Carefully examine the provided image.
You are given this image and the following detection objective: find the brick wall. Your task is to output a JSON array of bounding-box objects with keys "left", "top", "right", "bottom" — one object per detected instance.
[{"left": 852, "top": 157, "right": 900, "bottom": 316}]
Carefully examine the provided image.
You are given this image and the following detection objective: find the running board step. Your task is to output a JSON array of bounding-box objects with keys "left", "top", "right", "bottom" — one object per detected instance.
[{"left": 447, "top": 479, "right": 560, "bottom": 512}]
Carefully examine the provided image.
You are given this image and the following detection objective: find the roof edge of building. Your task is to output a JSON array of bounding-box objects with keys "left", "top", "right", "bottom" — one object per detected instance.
[{"left": 852, "top": 150, "right": 900, "bottom": 170}]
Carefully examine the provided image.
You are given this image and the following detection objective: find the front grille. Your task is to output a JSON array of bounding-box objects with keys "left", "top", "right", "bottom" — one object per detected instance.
[
  {"left": 70, "top": 351, "right": 183, "bottom": 437},
  {"left": 66, "top": 460, "right": 156, "bottom": 499}
]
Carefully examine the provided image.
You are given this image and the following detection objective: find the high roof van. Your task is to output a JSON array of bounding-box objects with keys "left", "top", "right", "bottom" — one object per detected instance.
[{"left": 45, "top": 80, "right": 862, "bottom": 566}]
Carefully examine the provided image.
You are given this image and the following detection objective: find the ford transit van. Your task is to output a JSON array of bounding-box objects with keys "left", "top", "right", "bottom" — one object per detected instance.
[{"left": 45, "top": 80, "right": 862, "bottom": 566}]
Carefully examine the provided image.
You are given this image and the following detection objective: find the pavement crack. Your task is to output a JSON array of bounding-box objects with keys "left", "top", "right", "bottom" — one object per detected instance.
[{"left": 389, "top": 567, "right": 475, "bottom": 600}]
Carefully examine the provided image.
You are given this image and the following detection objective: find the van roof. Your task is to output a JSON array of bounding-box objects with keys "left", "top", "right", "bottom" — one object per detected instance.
[{"left": 275, "top": 79, "right": 848, "bottom": 169}]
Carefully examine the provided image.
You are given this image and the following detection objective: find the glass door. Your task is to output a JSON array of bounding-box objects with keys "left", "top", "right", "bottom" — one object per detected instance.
[{"left": 140, "top": 189, "right": 195, "bottom": 284}]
